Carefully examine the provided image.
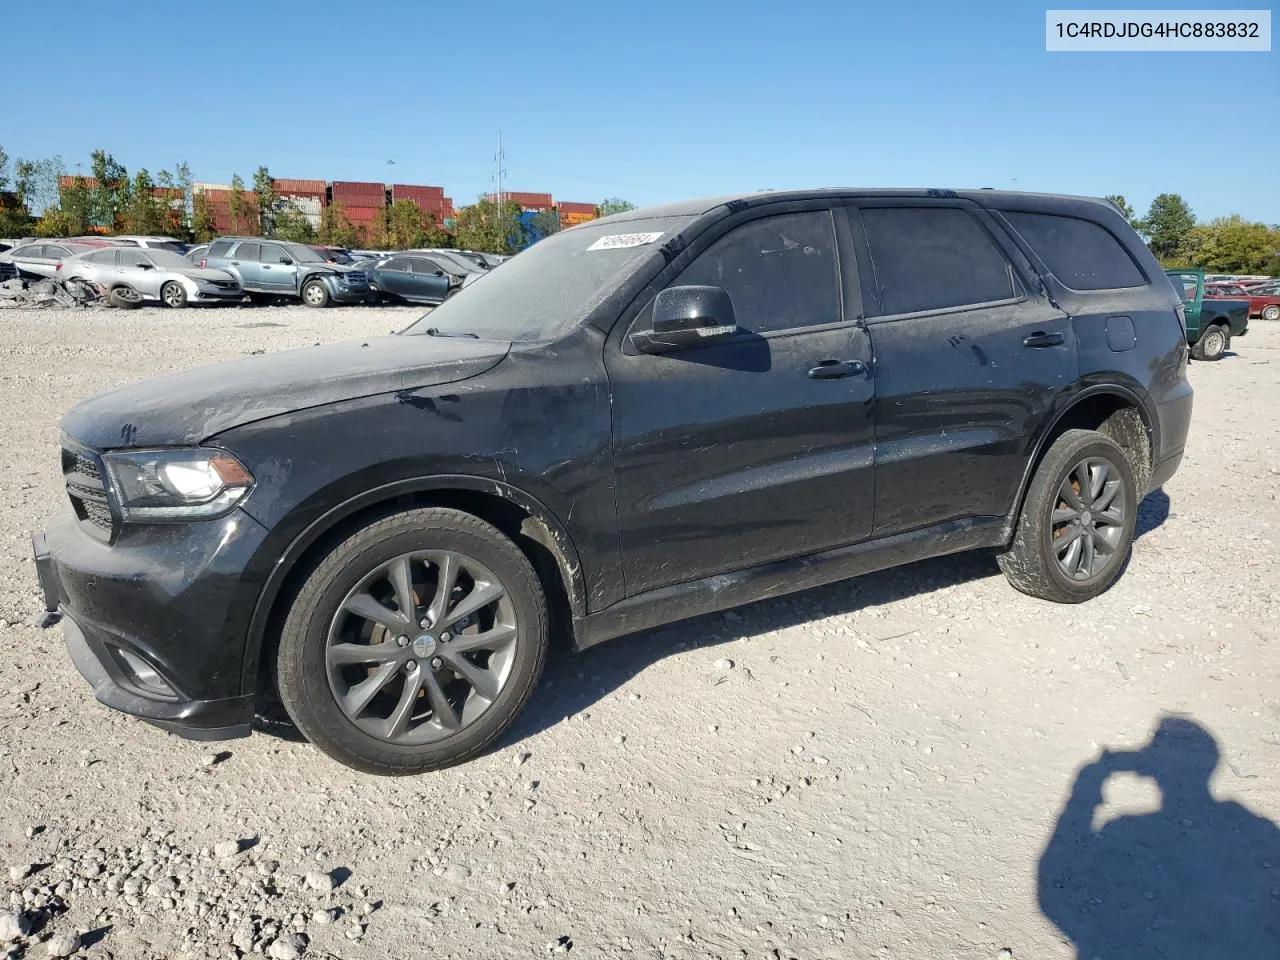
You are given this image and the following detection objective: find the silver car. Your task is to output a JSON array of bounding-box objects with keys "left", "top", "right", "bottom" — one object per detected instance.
[
  {"left": 0, "top": 241, "right": 105, "bottom": 279},
  {"left": 61, "top": 248, "right": 243, "bottom": 308}
]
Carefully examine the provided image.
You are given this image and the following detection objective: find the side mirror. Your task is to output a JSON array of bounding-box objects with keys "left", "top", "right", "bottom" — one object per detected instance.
[
  {"left": 434, "top": 270, "right": 445, "bottom": 277},
  {"left": 630, "top": 285, "right": 738, "bottom": 355},
  {"left": 279, "top": 256, "right": 293, "bottom": 265},
  {"left": 136, "top": 262, "right": 154, "bottom": 270}
]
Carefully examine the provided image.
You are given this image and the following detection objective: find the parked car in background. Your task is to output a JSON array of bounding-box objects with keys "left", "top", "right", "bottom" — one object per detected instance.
[
  {"left": 1168, "top": 269, "right": 1249, "bottom": 360},
  {"left": 185, "top": 244, "right": 209, "bottom": 265},
  {"left": 108, "top": 236, "right": 191, "bottom": 254},
  {"left": 311, "top": 245, "right": 355, "bottom": 265},
  {"left": 202, "top": 237, "right": 370, "bottom": 307},
  {"left": 60, "top": 248, "right": 243, "bottom": 308},
  {"left": 360, "top": 254, "right": 457, "bottom": 305},
  {"left": 0, "top": 240, "right": 110, "bottom": 279},
  {"left": 36, "top": 188, "right": 1192, "bottom": 774},
  {"left": 408, "top": 249, "right": 487, "bottom": 279}
]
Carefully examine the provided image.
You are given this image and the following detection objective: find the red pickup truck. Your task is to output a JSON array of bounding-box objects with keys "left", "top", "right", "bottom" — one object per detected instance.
[{"left": 1206, "top": 282, "right": 1280, "bottom": 321}]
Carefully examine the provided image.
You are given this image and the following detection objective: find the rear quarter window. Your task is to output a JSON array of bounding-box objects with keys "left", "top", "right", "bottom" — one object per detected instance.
[{"left": 1003, "top": 212, "right": 1145, "bottom": 291}]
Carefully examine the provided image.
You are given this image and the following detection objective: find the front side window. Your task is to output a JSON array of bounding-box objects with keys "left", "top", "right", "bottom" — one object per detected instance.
[
  {"left": 260, "top": 244, "right": 288, "bottom": 264},
  {"left": 118, "top": 250, "right": 151, "bottom": 268},
  {"left": 670, "top": 210, "right": 840, "bottom": 335},
  {"left": 409, "top": 258, "right": 441, "bottom": 275},
  {"left": 1003, "top": 211, "right": 1145, "bottom": 291},
  {"left": 859, "top": 207, "right": 1015, "bottom": 316}
]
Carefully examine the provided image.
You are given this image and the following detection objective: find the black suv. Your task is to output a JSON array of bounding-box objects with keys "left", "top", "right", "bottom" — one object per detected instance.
[{"left": 34, "top": 190, "right": 1193, "bottom": 774}]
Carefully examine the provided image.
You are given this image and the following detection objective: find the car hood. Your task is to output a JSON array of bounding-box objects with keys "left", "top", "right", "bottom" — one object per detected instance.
[{"left": 60, "top": 335, "right": 510, "bottom": 449}]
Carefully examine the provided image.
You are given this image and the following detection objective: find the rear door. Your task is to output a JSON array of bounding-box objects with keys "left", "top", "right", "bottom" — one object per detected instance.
[
  {"left": 606, "top": 206, "right": 877, "bottom": 594},
  {"left": 229, "top": 242, "right": 262, "bottom": 289},
  {"left": 258, "top": 243, "right": 298, "bottom": 291},
  {"left": 850, "top": 200, "right": 1076, "bottom": 535}
]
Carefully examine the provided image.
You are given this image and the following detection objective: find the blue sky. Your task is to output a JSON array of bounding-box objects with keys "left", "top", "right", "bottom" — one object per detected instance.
[{"left": 4, "top": 0, "right": 1277, "bottom": 222}]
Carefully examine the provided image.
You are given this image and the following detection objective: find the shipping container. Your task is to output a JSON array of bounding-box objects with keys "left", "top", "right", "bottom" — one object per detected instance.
[
  {"left": 557, "top": 201, "right": 596, "bottom": 215},
  {"left": 330, "top": 181, "right": 386, "bottom": 202},
  {"left": 272, "top": 178, "right": 326, "bottom": 198},
  {"left": 391, "top": 183, "right": 445, "bottom": 200},
  {"left": 498, "top": 191, "right": 554, "bottom": 211}
]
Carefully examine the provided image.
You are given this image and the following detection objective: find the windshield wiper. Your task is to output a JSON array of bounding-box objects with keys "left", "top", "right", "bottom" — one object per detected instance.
[{"left": 424, "top": 327, "right": 479, "bottom": 339}]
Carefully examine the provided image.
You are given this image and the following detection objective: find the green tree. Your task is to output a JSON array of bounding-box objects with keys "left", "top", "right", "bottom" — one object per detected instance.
[
  {"left": 89, "top": 150, "right": 129, "bottom": 230},
  {"left": 155, "top": 169, "right": 186, "bottom": 236},
  {"left": 253, "top": 166, "right": 277, "bottom": 237},
  {"left": 529, "top": 209, "right": 560, "bottom": 240},
  {"left": 386, "top": 198, "right": 438, "bottom": 249},
  {"left": 15, "top": 156, "right": 64, "bottom": 221},
  {"left": 596, "top": 197, "right": 637, "bottom": 217},
  {"left": 124, "top": 169, "right": 167, "bottom": 235},
  {"left": 0, "top": 145, "right": 31, "bottom": 236},
  {"left": 1174, "top": 216, "right": 1280, "bottom": 273},
  {"left": 57, "top": 176, "right": 93, "bottom": 235},
  {"left": 1104, "top": 194, "right": 1136, "bottom": 224},
  {"left": 191, "top": 191, "right": 217, "bottom": 242},
  {"left": 227, "top": 174, "right": 254, "bottom": 235},
  {"left": 454, "top": 197, "right": 523, "bottom": 254},
  {"left": 272, "top": 199, "right": 316, "bottom": 244},
  {"left": 319, "top": 202, "right": 359, "bottom": 248},
  {"left": 1137, "top": 193, "right": 1195, "bottom": 261}
]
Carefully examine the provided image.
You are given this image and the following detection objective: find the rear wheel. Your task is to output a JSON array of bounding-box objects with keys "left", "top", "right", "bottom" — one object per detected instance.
[
  {"left": 1262, "top": 304, "right": 1279, "bottom": 322},
  {"left": 998, "top": 429, "right": 1136, "bottom": 603},
  {"left": 276, "top": 508, "right": 549, "bottom": 775},
  {"left": 1191, "top": 323, "right": 1227, "bottom": 361},
  {"left": 302, "top": 279, "right": 330, "bottom": 308},
  {"left": 107, "top": 286, "right": 143, "bottom": 310},
  {"left": 161, "top": 281, "right": 187, "bottom": 309}
]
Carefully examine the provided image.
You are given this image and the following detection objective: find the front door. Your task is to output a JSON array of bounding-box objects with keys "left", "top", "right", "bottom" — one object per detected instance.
[
  {"left": 1168, "top": 271, "right": 1202, "bottom": 339},
  {"left": 849, "top": 201, "right": 1077, "bottom": 535},
  {"left": 606, "top": 208, "right": 876, "bottom": 595},
  {"left": 116, "top": 248, "right": 164, "bottom": 297},
  {"left": 258, "top": 244, "right": 299, "bottom": 291}
]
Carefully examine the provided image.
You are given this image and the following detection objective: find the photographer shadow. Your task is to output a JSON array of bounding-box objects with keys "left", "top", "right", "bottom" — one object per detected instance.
[{"left": 1038, "top": 716, "right": 1280, "bottom": 957}]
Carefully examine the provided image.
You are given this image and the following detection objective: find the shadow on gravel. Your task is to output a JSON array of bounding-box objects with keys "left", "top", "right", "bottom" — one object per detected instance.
[
  {"left": 1039, "top": 715, "right": 1280, "bottom": 957},
  {"left": 1135, "top": 488, "right": 1171, "bottom": 539}
]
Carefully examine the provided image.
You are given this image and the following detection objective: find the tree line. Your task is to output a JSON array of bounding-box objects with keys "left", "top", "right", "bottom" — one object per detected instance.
[
  {"left": 0, "top": 145, "right": 641, "bottom": 255},
  {"left": 1105, "top": 192, "right": 1278, "bottom": 274}
]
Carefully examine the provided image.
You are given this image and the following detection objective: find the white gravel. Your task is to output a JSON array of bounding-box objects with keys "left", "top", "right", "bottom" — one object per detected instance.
[{"left": 1, "top": 304, "right": 1278, "bottom": 958}]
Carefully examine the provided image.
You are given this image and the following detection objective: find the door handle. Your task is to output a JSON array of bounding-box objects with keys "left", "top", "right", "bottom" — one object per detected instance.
[
  {"left": 230, "top": 261, "right": 240, "bottom": 266},
  {"left": 1023, "top": 331, "right": 1065, "bottom": 348},
  {"left": 262, "top": 265, "right": 272, "bottom": 270},
  {"left": 808, "top": 359, "right": 866, "bottom": 379}
]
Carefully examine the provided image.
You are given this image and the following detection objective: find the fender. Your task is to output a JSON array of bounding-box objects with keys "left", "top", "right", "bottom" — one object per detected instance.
[
  {"left": 1001, "top": 382, "right": 1155, "bottom": 540},
  {"left": 238, "top": 473, "right": 588, "bottom": 693}
]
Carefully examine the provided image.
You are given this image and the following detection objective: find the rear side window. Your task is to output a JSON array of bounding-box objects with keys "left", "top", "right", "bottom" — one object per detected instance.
[
  {"left": 1003, "top": 212, "right": 1145, "bottom": 290},
  {"left": 382, "top": 258, "right": 408, "bottom": 271},
  {"left": 859, "top": 207, "right": 1015, "bottom": 316},
  {"left": 15, "top": 245, "right": 44, "bottom": 258},
  {"left": 207, "top": 240, "right": 234, "bottom": 258},
  {"left": 86, "top": 250, "right": 116, "bottom": 264},
  {"left": 235, "top": 243, "right": 261, "bottom": 261}
]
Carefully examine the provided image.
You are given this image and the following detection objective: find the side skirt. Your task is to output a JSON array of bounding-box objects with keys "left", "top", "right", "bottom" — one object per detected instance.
[{"left": 573, "top": 516, "right": 1007, "bottom": 650}]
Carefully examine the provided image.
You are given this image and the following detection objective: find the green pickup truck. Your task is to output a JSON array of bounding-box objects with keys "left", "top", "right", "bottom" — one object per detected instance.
[{"left": 1167, "top": 268, "right": 1250, "bottom": 361}]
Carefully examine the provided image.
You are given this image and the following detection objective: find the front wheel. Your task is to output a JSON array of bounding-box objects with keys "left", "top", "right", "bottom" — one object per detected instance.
[
  {"left": 301, "top": 279, "right": 330, "bottom": 308},
  {"left": 276, "top": 508, "right": 549, "bottom": 775},
  {"left": 161, "top": 281, "right": 188, "bottom": 309},
  {"left": 997, "top": 429, "right": 1136, "bottom": 603},
  {"left": 1190, "top": 324, "right": 1227, "bottom": 361},
  {"left": 1262, "top": 304, "right": 1279, "bottom": 322}
]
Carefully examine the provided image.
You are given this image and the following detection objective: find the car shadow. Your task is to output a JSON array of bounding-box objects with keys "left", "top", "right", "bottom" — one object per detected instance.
[
  {"left": 1038, "top": 715, "right": 1280, "bottom": 957},
  {"left": 1135, "top": 487, "right": 1170, "bottom": 539}
]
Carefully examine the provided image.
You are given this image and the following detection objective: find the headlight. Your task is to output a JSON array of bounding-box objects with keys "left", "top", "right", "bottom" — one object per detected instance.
[{"left": 101, "top": 448, "right": 254, "bottom": 521}]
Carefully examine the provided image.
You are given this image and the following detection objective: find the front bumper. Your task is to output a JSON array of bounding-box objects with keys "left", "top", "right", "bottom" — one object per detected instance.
[
  {"left": 330, "top": 284, "right": 372, "bottom": 304},
  {"left": 194, "top": 287, "right": 244, "bottom": 302},
  {"left": 35, "top": 507, "right": 271, "bottom": 740}
]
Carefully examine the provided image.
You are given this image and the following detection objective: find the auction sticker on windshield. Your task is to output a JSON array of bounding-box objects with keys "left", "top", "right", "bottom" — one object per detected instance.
[{"left": 587, "top": 232, "right": 665, "bottom": 251}]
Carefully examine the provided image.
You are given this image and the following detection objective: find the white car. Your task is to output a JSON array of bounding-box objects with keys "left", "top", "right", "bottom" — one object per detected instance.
[
  {"left": 107, "top": 235, "right": 191, "bottom": 254},
  {"left": 61, "top": 248, "right": 243, "bottom": 308},
  {"left": 0, "top": 240, "right": 106, "bottom": 279}
]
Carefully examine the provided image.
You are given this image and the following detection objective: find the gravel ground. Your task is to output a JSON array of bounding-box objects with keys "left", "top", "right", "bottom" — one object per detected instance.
[{"left": 1, "top": 305, "right": 1278, "bottom": 959}]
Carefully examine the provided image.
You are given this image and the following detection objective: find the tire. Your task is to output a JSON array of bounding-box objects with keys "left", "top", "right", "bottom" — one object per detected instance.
[
  {"left": 247, "top": 293, "right": 275, "bottom": 306},
  {"left": 107, "top": 286, "right": 142, "bottom": 310},
  {"left": 160, "top": 281, "right": 187, "bottom": 309},
  {"left": 276, "top": 507, "right": 549, "bottom": 775},
  {"left": 1190, "top": 323, "right": 1227, "bottom": 361},
  {"left": 1262, "top": 304, "right": 1279, "bottom": 322},
  {"left": 301, "top": 279, "right": 330, "bottom": 308},
  {"left": 997, "top": 429, "right": 1137, "bottom": 604}
]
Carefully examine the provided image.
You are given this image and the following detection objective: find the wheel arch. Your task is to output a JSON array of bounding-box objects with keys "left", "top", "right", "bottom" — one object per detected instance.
[
  {"left": 241, "top": 475, "right": 586, "bottom": 696},
  {"left": 1003, "top": 385, "right": 1155, "bottom": 542}
]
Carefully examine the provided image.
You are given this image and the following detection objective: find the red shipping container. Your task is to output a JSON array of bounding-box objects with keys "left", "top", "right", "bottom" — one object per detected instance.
[
  {"left": 557, "top": 201, "right": 596, "bottom": 215},
  {"left": 331, "top": 180, "right": 386, "bottom": 201},
  {"left": 272, "top": 178, "right": 326, "bottom": 197},
  {"left": 392, "top": 183, "right": 445, "bottom": 200}
]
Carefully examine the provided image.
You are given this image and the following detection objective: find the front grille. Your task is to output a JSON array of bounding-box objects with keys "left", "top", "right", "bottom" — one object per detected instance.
[
  {"left": 61, "top": 443, "right": 114, "bottom": 540},
  {"left": 343, "top": 272, "right": 368, "bottom": 285},
  {"left": 207, "top": 279, "right": 237, "bottom": 290}
]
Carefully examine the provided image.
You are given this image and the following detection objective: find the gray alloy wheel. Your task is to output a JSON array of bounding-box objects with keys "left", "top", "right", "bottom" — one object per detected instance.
[
  {"left": 302, "top": 279, "right": 329, "bottom": 307},
  {"left": 161, "top": 280, "right": 187, "bottom": 308},
  {"left": 325, "top": 550, "right": 517, "bottom": 744},
  {"left": 1049, "top": 457, "right": 1127, "bottom": 581},
  {"left": 1262, "top": 304, "right": 1279, "bottom": 322},
  {"left": 1193, "top": 325, "right": 1227, "bottom": 360}
]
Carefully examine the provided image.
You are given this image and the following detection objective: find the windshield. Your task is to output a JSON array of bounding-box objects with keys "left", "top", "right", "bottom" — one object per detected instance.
[
  {"left": 286, "top": 243, "right": 326, "bottom": 263},
  {"left": 148, "top": 250, "right": 197, "bottom": 269},
  {"left": 403, "top": 216, "right": 693, "bottom": 342},
  {"left": 415, "top": 250, "right": 482, "bottom": 274},
  {"left": 149, "top": 241, "right": 189, "bottom": 254}
]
